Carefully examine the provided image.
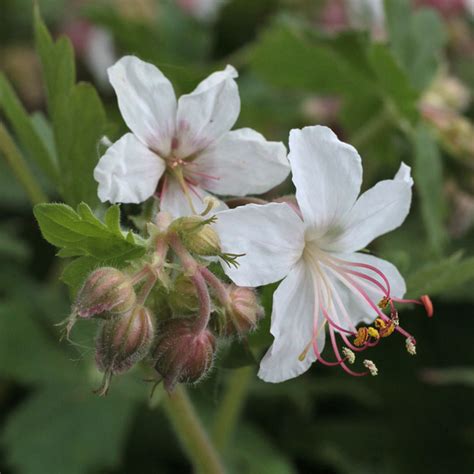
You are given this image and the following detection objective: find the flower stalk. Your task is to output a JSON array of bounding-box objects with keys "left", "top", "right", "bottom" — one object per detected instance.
[{"left": 162, "top": 385, "right": 226, "bottom": 474}]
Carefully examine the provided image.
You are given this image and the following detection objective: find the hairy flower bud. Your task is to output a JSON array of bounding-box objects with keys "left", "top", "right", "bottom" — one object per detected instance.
[
  {"left": 171, "top": 216, "right": 221, "bottom": 256},
  {"left": 222, "top": 285, "right": 264, "bottom": 337},
  {"left": 168, "top": 274, "right": 199, "bottom": 314},
  {"left": 152, "top": 318, "right": 216, "bottom": 392},
  {"left": 61, "top": 267, "right": 137, "bottom": 340},
  {"left": 74, "top": 267, "right": 136, "bottom": 318},
  {"left": 95, "top": 305, "right": 154, "bottom": 378}
]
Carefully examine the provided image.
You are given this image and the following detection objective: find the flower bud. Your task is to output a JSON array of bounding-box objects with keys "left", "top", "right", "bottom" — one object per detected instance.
[
  {"left": 168, "top": 274, "right": 199, "bottom": 314},
  {"left": 95, "top": 305, "right": 154, "bottom": 377},
  {"left": 171, "top": 216, "right": 222, "bottom": 256},
  {"left": 222, "top": 285, "right": 264, "bottom": 337},
  {"left": 152, "top": 318, "right": 216, "bottom": 392},
  {"left": 74, "top": 267, "right": 136, "bottom": 319}
]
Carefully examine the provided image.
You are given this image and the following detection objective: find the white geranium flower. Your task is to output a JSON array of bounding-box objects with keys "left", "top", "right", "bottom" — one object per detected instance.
[
  {"left": 215, "top": 125, "right": 432, "bottom": 383},
  {"left": 94, "top": 56, "right": 289, "bottom": 216}
]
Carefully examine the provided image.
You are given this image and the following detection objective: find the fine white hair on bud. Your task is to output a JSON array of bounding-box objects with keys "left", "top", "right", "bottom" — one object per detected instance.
[
  {"left": 363, "top": 359, "right": 378, "bottom": 376},
  {"left": 342, "top": 347, "right": 355, "bottom": 364},
  {"left": 406, "top": 338, "right": 417, "bottom": 356}
]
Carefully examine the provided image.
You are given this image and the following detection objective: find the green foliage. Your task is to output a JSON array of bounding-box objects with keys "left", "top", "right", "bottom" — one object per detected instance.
[
  {"left": 385, "top": 0, "right": 446, "bottom": 90},
  {"left": 52, "top": 83, "right": 106, "bottom": 207},
  {"left": 34, "top": 6, "right": 107, "bottom": 207},
  {"left": 34, "top": 5, "right": 75, "bottom": 117},
  {"left": 0, "top": 73, "right": 58, "bottom": 184},
  {"left": 412, "top": 124, "right": 447, "bottom": 254},
  {"left": 2, "top": 385, "right": 136, "bottom": 474},
  {"left": 34, "top": 202, "right": 146, "bottom": 261},
  {"left": 407, "top": 253, "right": 474, "bottom": 297}
]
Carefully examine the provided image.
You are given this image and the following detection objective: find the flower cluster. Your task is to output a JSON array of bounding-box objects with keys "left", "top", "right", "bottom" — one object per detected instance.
[
  {"left": 65, "top": 55, "right": 433, "bottom": 393},
  {"left": 64, "top": 211, "right": 263, "bottom": 394}
]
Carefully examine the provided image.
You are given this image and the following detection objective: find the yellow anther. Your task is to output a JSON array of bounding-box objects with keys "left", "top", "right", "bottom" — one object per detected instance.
[
  {"left": 379, "top": 321, "right": 395, "bottom": 338},
  {"left": 378, "top": 296, "right": 390, "bottom": 309},
  {"left": 353, "top": 327, "right": 369, "bottom": 347},
  {"left": 367, "top": 327, "right": 380, "bottom": 339},
  {"left": 374, "top": 318, "right": 387, "bottom": 329}
]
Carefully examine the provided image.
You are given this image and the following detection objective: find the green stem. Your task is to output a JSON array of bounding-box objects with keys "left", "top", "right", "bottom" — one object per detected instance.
[
  {"left": 212, "top": 366, "right": 254, "bottom": 453},
  {"left": 0, "top": 123, "right": 47, "bottom": 205},
  {"left": 163, "top": 385, "right": 226, "bottom": 474}
]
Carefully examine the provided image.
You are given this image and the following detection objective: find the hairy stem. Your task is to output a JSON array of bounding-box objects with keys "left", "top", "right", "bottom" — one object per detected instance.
[
  {"left": 190, "top": 270, "right": 211, "bottom": 333},
  {"left": 163, "top": 385, "right": 226, "bottom": 474},
  {"left": 200, "top": 267, "right": 230, "bottom": 307},
  {"left": 0, "top": 123, "right": 47, "bottom": 205},
  {"left": 212, "top": 366, "right": 254, "bottom": 453}
]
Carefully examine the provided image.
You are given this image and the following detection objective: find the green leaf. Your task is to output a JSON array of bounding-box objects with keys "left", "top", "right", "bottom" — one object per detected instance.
[
  {"left": 0, "top": 73, "right": 58, "bottom": 184},
  {"left": 34, "top": 5, "right": 75, "bottom": 118},
  {"left": 367, "top": 44, "right": 419, "bottom": 124},
  {"left": 385, "top": 0, "right": 446, "bottom": 90},
  {"left": 33, "top": 202, "right": 146, "bottom": 261},
  {"left": 406, "top": 253, "right": 474, "bottom": 297},
  {"left": 412, "top": 125, "right": 446, "bottom": 254},
  {"left": 2, "top": 385, "right": 136, "bottom": 474},
  {"left": 249, "top": 22, "right": 373, "bottom": 95},
  {"left": 53, "top": 83, "right": 107, "bottom": 207},
  {"left": 0, "top": 299, "right": 79, "bottom": 385}
]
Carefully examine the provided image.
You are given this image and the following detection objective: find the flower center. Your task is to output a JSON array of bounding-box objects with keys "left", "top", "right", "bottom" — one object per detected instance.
[
  {"left": 157, "top": 141, "right": 220, "bottom": 214},
  {"left": 300, "top": 242, "right": 432, "bottom": 377}
]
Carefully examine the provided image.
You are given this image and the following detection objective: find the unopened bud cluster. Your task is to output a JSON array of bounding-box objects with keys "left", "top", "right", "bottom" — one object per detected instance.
[{"left": 62, "top": 212, "right": 264, "bottom": 396}]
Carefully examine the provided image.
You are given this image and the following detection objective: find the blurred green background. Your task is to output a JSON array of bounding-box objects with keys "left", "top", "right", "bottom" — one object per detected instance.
[{"left": 1, "top": 0, "right": 474, "bottom": 472}]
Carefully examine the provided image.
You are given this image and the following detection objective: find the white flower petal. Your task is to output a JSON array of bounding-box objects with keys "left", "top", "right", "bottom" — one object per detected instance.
[
  {"left": 325, "top": 252, "right": 406, "bottom": 327},
  {"left": 289, "top": 126, "right": 363, "bottom": 236},
  {"left": 175, "top": 65, "right": 240, "bottom": 158},
  {"left": 193, "top": 128, "right": 289, "bottom": 196},
  {"left": 258, "top": 261, "right": 324, "bottom": 383},
  {"left": 108, "top": 56, "right": 177, "bottom": 156},
  {"left": 94, "top": 133, "right": 165, "bottom": 204},
  {"left": 214, "top": 203, "right": 305, "bottom": 287},
  {"left": 323, "top": 163, "right": 413, "bottom": 253},
  {"left": 159, "top": 175, "right": 227, "bottom": 218}
]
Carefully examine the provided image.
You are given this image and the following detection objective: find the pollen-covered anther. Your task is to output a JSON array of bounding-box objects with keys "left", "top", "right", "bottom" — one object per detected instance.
[
  {"left": 363, "top": 359, "right": 378, "bottom": 376},
  {"left": 342, "top": 347, "right": 356, "bottom": 364},
  {"left": 353, "top": 327, "right": 369, "bottom": 347},
  {"left": 406, "top": 338, "right": 417, "bottom": 356},
  {"left": 367, "top": 327, "right": 380, "bottom": 340},
  {"left": 378, "top": 296, "right": 390, "bottom": 309},
  {"left": 375, "top": 318, "right": 396, "bottom": 338}
]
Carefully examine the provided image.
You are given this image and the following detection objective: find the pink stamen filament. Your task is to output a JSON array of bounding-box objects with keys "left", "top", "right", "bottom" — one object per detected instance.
[
  {"left": 322, "top": 307, "right": 355, "bottom": 335},
  {"left": 340, "top": 332, "right": 369, "bottom": 352},
  {"left": 329, "top": 326, "right": 368, "bottom": 377},
  {"left": 329, "top": 257, "right": 392, "bottom": 296},
  {"left": 338, "top": 267, "right": 389, "bottom": 296},
  {"left": 328, "top": 267, "right": 416, "bottom": 345}
]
